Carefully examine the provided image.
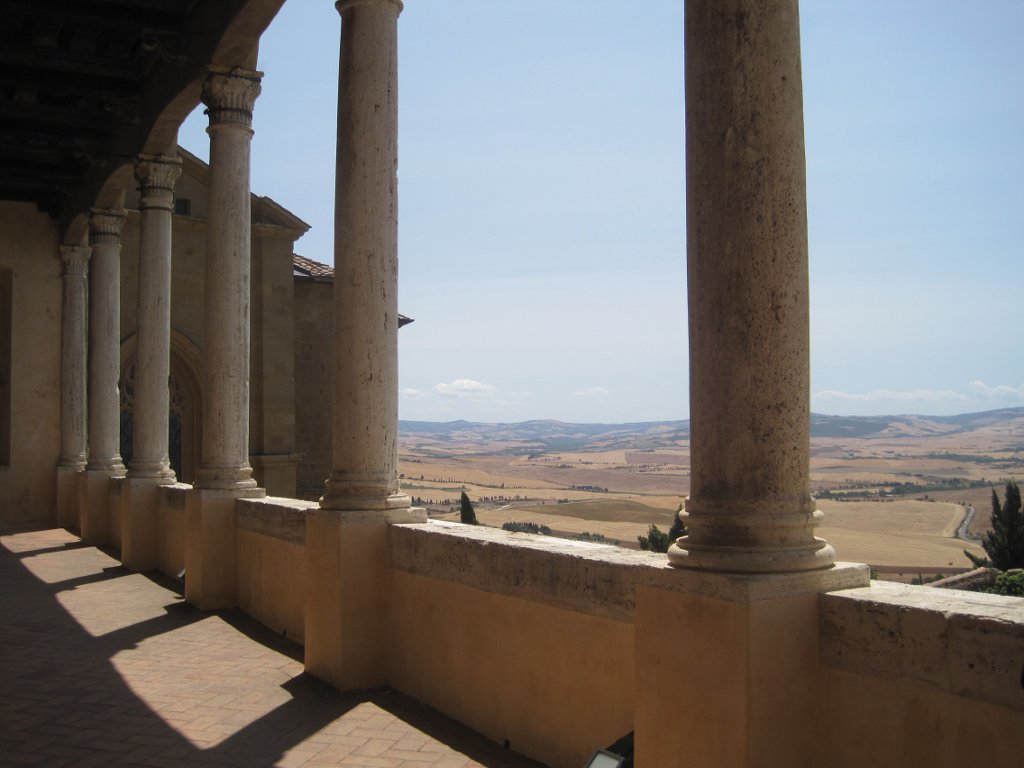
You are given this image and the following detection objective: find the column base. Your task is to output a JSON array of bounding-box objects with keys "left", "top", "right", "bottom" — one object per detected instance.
[
  {"left": 79, "top": 469, "right": 121, "bottom": 547},
  {"left": 304, "top": 506, "right": 425, "bottom": 691},
  {"left": 634, "top": 563, "right": 869, "bottom": 768},
  {"left": 184, "top": 485, "right": 264, "bottom": 610}
]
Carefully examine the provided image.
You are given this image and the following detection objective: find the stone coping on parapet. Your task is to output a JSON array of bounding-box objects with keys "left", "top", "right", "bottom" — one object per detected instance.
[
  {"left": 390, "top": 519, "right": 665, "bottom": 623},
  {"left": 820, "top": 580, "right": 1024, "bottom": 712},
  {"left": 237, "top": 496, "right": 317, "bottom": 545}
]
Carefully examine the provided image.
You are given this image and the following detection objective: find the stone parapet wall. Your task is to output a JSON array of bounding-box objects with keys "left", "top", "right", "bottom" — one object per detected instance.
[{"left": 821, "top": 580, "right": 1024, "bottom": 712}]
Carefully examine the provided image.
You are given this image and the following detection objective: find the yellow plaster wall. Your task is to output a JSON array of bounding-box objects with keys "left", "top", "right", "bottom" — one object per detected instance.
[
  {"left": 158, "top": 486, "right": 186, "bottom": 578},
  {"left": 237, "top": 527, "right": 305, "bottom": 643},
  {"left": 388, "top": 569, "right": 635, "bottom": 768},
  {"left": 0, "top": 203, "right": 62, "bottom": 526},
  {"left": 820, "top": 666, "right": 1024, "bottom": 768}
]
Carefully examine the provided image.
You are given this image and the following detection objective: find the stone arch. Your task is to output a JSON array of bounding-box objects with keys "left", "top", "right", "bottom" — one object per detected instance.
[{"left": 119, "top": 330, "right": 203, "bottom": 483}]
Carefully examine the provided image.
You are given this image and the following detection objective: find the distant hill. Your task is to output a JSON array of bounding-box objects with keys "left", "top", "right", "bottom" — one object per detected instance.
[{"left": 400, "top": 407, "right": 1024, "bottom": 450}]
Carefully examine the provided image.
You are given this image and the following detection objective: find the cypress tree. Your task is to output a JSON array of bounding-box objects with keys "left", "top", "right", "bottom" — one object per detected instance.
[
  {"left": 982, "top": 481, "right": 1024, "bottom": 570},
  {"left": 460, "top": 491, "right": 479, "bottom": 526}
]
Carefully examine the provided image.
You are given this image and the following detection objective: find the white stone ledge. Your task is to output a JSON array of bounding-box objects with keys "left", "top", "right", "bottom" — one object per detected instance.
[
  {"left": 159, "top": 482, "right": 191, "bottom": 510},
  {"left": 390, "top": 519, "right": 665, "bottom": 622},
  {"left": 236, "top": 496, "right": 317, "bottom": 545},
  {"left": 820, "top": 580, "right": 1024, "bottom": 711}
]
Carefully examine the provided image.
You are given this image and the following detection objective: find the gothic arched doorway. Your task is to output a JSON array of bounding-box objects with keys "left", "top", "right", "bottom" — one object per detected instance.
[{"left": 119, "top": 331, "right": 203, "bottom": 483}]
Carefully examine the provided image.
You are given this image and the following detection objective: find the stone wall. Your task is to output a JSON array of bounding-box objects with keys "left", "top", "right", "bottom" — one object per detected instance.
[
  {"left": 293, "top": 278, "right": 333, "bottom": 500},
  {"left": 0, "top": 203, "right": 62, "bottom": 526}
]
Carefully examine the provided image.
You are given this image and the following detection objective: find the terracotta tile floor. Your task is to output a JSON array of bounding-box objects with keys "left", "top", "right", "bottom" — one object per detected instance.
[{"left": 0, "top": 528, "right": 544, "bottom": 768}]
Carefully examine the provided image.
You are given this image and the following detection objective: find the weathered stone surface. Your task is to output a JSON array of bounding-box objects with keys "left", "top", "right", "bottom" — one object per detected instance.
[{"left": 820, "top": 580, "right": 1024, "bottom": 711}]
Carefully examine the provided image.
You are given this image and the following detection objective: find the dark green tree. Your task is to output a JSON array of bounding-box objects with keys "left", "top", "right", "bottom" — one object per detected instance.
[
  {"left": 638, "top": 524, "right": 670, "bottom": 553},
  {"left": 981, "top": 481, "right": 1024, "bottom": 570},
  {"left": 668, "top": 504, "right": 687, "bottom": 543},
  {"left": 460, "top": 491, "right": 478, "bottom": 526}
]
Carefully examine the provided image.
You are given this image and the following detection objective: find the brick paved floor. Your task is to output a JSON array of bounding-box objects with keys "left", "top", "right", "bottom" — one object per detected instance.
[{"left": 0, "top": 528, "right": 545, "bottom": 768}]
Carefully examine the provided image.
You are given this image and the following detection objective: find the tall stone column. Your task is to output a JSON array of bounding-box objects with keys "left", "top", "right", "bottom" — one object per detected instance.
[
  {"left": 668, "top": 0, "right": 834, "bottom": 575},
  {"left": 194, "top": 66, "right": 261, "bottom": 492},
  {"left": 185, "top": 66, "right": 264, "bottom": 610},
  {"left": 306, "top": 0, "right": 424, "bottom": 693},
  {"left": 130, "top": 155, "right": 181, "bottom": 483},
  {"left": 56, "top": 245, "right": 90, "bottom": 529},
  {"left": 120, "top": 155, "right": 180, "bottom": 567},
  {"left": 638, "top": 4, "right": 868, "bottom": 765},
  {"left": 320, "top": 0, "right": 409, "bottom": 514},
  {"left": 80, "top": 210, "right": 127, "bottom": 544}
]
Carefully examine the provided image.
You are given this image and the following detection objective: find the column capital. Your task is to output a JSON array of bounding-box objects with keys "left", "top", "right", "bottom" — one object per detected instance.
[
  {"left": 335, "top": 0, "right": 403, "bottom": 15},
  {"left": 59, "top": 245, "right": 90, "bottom": 277},
  {"left": 134, "top": 155, "right": 182, "bottom": 211},
  {"left": 202, "top": 67, "right": 262, "bottom": 131},
  {"left": 88, "top": 208, "right": 127, "bottom": 245}
]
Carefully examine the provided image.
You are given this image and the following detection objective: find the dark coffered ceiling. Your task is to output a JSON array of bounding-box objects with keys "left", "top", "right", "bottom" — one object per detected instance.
[
  {"left": 0, "top": 0, "right": 191, "bottom": 218},
  {"left": 0, "top": 0, "right": 284, "bottom": 239}
]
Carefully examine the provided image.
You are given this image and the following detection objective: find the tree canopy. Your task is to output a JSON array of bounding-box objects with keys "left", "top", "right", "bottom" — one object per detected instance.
[{"left": 982, "top": 480, "right": 1024, "bottom": 570}]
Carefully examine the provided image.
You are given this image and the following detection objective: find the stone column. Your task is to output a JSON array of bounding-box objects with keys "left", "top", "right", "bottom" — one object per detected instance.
[
  {"left": 639, "top": 4, "right": 869, "bottom": 765},
  {"left": 130, "top": 155, "right": 181, "bottom": 482},
  {"left": 320, "top": 0, "right": 409, "bottom": 515},
  {"left": 185, "top": 66, "right": 264, "bottom": 610},
  {"left": 668, "top": 0, "right": 834, "bottom": 575},
  {"left": 120, "top": 155, "right": 179, "bottom": 567},
  {"left": 56, "top": 245, "right": 90, "bottom": 529},
  {"left": 306, "top": 0, "right": 424, "bottom": 693},
  {"left": 194, "top": 66, "right": 261, "bottom": 492},
  {"left": 80, "top": 209, "right": 127, "bottom": 544}
]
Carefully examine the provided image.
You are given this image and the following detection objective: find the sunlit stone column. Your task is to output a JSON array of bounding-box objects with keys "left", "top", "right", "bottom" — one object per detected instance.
[
  {"left": 130, "top": 155, "right": 181, "bottom": 482},
  {"left": 184, "top": 66, "right": 263, "bottom": 609},
  {"left": 320, "top": 0, "right": 410, "bottom": 514},
  {"left": 56, "top": 244, "right": 90, "bottom": 528},
  {"left": 86, "top": 210, "right": 127, "bottom": 476},
  {"left": 194, "top": 66, "right": 262, "bottom": 492},
  {"left": 80, "top": 210, "right": 127, "bottom": 544},
  {"left": 306, "top": 0, "right": 422, "bottom": 694},
  {"left": 668, "top": 0, "right": 834, "bottom": 574}
]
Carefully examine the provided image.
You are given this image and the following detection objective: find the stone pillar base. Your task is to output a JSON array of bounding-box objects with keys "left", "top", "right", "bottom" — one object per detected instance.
[
  {"left": 304, "top": 507, "right": 426, "bottom": 691},
  {"left": 634, "top": 563, "right": 869, "bottom": 768},
  {"left": 120, "top": 476, "right": 166, "bottom": 571},
  {"left": 185, "top": 486, "right": 265, "bottom": 610},
  {"left": 56, "top": 465, "right": 82, "bottom": 530},
  {"left": 79, "top": 469, "right": 119, "bottom": 547}
]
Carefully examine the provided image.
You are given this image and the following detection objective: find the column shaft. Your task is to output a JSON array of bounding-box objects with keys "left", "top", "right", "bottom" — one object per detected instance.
[
  {"left": 669, "top": 0, "right": 833, "bottom": 573},
  {"left": 58, "top": 245, "right": 90, "bottom": 469},
  {"left": 131, "top": 155, "right": 180, "bottom": 482},
  {"left": 321, "top": 0, "right": 408, "bottom": 511},
  {"left": 87, "top": 209, "right": 127, "bottom": 474},
  {"left": 195, "top": 66, "right": 261, "bottom": 491}
]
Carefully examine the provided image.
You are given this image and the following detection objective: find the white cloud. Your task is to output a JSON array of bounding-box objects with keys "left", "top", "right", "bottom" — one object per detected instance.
[
  {"left": 814, "top": 388, "right": 967, "bottom": 403},
  {"left": 432, "top": 379, "right": 497, "bottom": 398},
  {"left": 574, "top": 386, "right": 611, "bottom": 398},
  {"left": 400, "top": 388, "right": 424, "bottom": 398},
  {"left": 968, "top": 380, "right": 1024, "bottom": 400}
]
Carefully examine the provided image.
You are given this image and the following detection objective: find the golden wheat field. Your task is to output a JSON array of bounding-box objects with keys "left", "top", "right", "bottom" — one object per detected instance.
[{"left": 400, "top": 412, "right": 1023, "bottom": 570}]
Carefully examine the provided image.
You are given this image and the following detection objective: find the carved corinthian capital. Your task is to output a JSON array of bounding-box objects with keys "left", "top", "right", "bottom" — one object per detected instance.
[
  {"left": 134, "top": 155, "right": 182, "bottom": 211},
  {"left": 88, "top": 208, "right": 126, "bottom": 247},
  {"left": 202, "top": 67, "right": 263, "bottom": 130},
  {"left": 59, "top": 245, "right": 90, "bottom": 277}
]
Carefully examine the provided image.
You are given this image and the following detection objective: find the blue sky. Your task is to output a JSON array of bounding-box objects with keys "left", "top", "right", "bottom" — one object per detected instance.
[{"left": 179, "top": 1, "right": 1024, "bottom": 423}]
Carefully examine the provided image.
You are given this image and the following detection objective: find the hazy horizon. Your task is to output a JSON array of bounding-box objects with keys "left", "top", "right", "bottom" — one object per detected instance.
[{"left": 178, "top": 2, "right": 1024, "bottom": 424}]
